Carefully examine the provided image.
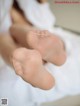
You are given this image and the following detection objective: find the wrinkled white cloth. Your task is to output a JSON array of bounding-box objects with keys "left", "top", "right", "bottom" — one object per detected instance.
[
  {"left": 17, "top": 0, "right": 56, "bottom": 31},
  {"left": 0, "top": 0, "right": 80, "bottom": 106},
  {"left": 0, "top": 0, "right": 12, "bottom": 32}
]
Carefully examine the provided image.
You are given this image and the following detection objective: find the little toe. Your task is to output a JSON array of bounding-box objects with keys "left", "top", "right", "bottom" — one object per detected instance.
[{"left": 12, "top": 58, "right": 23, "bottom": 76}]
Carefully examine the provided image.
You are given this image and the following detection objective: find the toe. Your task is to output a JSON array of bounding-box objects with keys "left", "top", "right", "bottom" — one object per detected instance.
[
  {"left": 12, "top": 58, "right": 23, "bottom": 76},
  {"left": 53, "top": 51, "right": 67, "bottom": 66},
  {"left": 58, "top": 51, "right": 67, "bottom": 66},
  {"left": 43, "top": 30, "right": 49, "bottom": 36},
  {"left": 26, "top": 30, "right": 39, "bottom": 48},
  {"left": 38, "top": 30, "right": 49, "bottom": 38}
]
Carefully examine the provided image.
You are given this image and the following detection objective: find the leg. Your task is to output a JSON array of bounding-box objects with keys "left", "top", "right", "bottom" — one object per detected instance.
[{"left": 10, "top": 7, "right": 32, "bottom": 26}]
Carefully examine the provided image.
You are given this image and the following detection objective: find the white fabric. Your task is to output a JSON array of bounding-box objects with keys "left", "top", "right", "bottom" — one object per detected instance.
[
  {"left": 17, "top": 0, "right": 56, "bottom": 31},
  {"left": 17, "top": 0, "right": 70, "bottom": 53},
  {"left": 0, "top": 0, "right": 12, "bottom": 32},
  {"left": 0, "top": 0, "right": 80, "bottom": 106}
]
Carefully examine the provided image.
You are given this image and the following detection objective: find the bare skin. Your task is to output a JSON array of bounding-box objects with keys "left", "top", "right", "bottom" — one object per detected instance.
[
  {"left": 10, "top": 26, "right": 66, "bottom": 66},
  {"left": 12, "top": 48, "right": 55, "bottom": 89},
  {"left": 0, "top": 7, "right": 56, "bottom": 90},
  {"left": 0, "top": 33, "right": 18, "bottom": 66},
  {"left": 0, "top": 0, "right": 66, "bottom": 90},
  {"left": 10, "top": 8, "right": 66, "bottom": 66},
  {"left": 0, "top": 7, "right": 66, "bottom": 90},
  {"left": 0, "top": 33, "right": 55, "bottom": 90}
]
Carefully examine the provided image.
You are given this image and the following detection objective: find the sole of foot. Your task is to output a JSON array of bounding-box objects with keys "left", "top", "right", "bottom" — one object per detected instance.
[{"left": 11, "top": 48, "right": 55, "bottom": 90}]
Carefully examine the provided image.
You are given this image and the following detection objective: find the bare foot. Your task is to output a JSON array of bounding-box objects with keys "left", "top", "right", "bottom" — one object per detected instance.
[
  {"left": 10, "top": 25, "right": 66, "bottom": 66},
  {"left": 11, "top": 48, "right": 55, "bottom": 90},
  {"left": 26, "top": 30, "right": 66, "bottom": 65}
]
